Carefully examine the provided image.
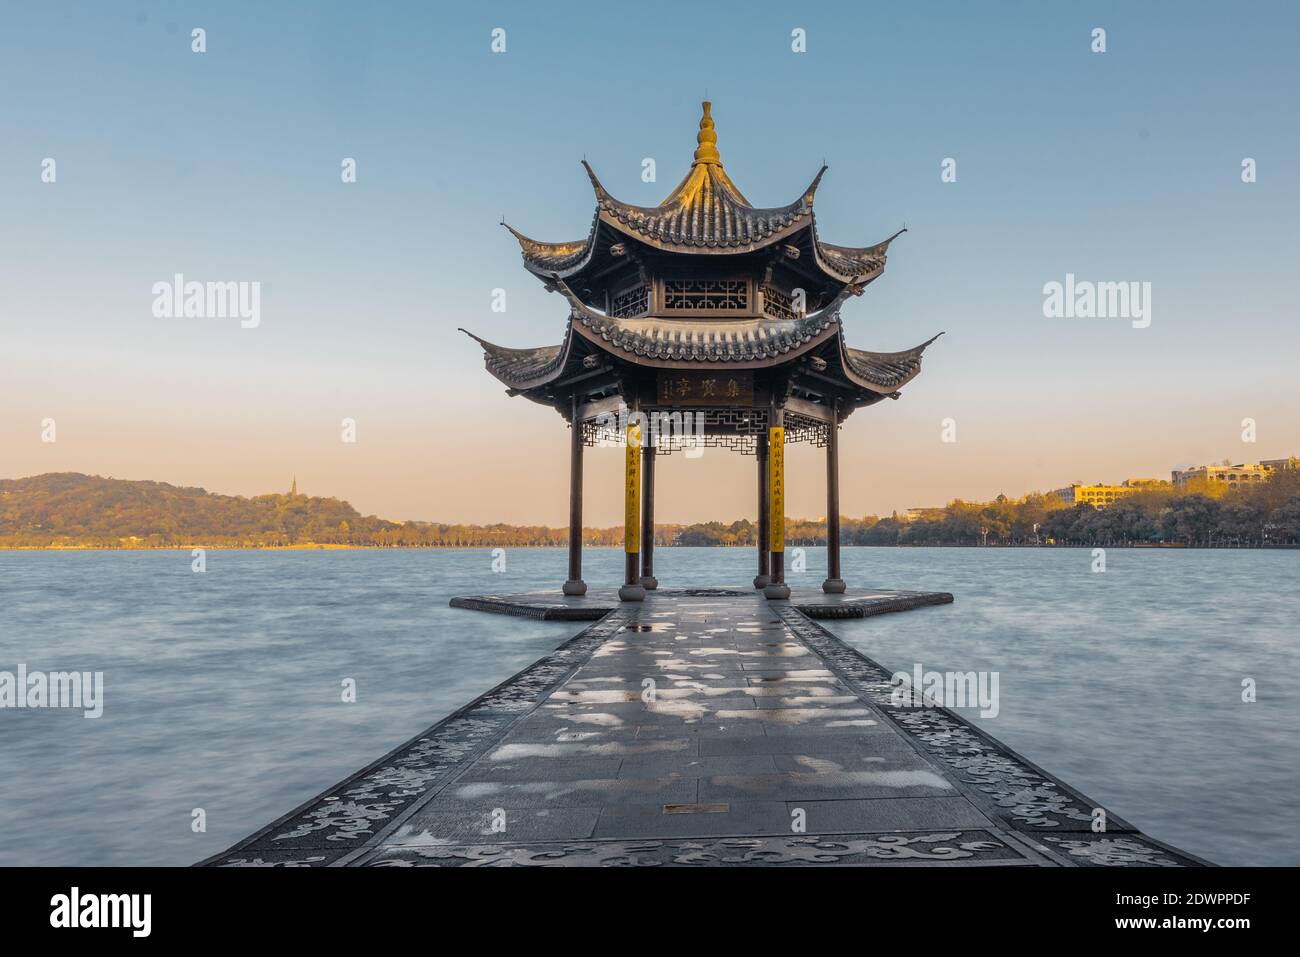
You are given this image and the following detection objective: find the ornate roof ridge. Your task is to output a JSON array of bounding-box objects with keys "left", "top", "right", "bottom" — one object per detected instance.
[
  {"left": 502, "top": 219, "right": 598, "bottom": 274},
  {"left": 819, "top": 226, "right": 908, "bottom": 260},
  {"left": 814, "top": 226, "right": 907, "bottom": 284},
  {"left": 840, "top": 331, "right": 942, "bottom": 393},
  {"left": 459, "top": 328, "right": 569, "bottom": 391}
]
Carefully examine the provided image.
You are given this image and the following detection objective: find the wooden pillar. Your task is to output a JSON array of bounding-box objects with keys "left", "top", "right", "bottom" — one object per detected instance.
[
  {"left": 822, "top": 403, "right": 846, "bottom": 593},
  {"left": 639, "top": 442, "right": 658, "bottom": 589},
  {"left": 619, "top": 402, "right": 646, "bottom": 602},
  {"left": 563, "top": 395, "right": 586, "bottom": 596},
  {"left": 763, "top": 407, "right": 790, "bottom": 600},
  {"left": 753, "top": 431, "right": 770, "bottom": 588}
]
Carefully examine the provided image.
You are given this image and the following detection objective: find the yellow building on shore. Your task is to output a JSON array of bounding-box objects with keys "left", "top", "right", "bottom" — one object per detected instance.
[
  {"left": 1173, "top": 459, "right": 1297, "bottom": 488},
  {"left": 1052, "top": 479, "right": 1169, "bottom": 508}
]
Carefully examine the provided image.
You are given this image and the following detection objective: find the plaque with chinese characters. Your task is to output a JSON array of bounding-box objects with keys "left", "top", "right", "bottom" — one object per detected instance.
[{"left": 656, "top": 371, "right": 754, "bottom": 407}]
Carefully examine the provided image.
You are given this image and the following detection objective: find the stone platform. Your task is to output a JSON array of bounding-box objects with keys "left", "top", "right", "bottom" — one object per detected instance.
[
  {"left": 202, "top": 590, "right": 1208, "bottom": 867},
  {"left": 449, "top": 586, "right": 954, "bottom": 621}
]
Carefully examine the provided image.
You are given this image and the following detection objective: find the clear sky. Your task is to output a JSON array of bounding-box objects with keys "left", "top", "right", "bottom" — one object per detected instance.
[{"left": 2, "top": 1, "right": 1298, "bottom": 525}]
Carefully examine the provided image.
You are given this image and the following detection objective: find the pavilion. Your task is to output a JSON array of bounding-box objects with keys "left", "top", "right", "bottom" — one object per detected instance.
[{"left": 463, "top": 102, "right": 940, "bottom": 601}]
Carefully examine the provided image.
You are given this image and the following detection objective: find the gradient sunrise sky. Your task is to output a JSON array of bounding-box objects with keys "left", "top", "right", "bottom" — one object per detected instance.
[{"left": 2, "top": 1, "right": 1298, "bottom": 526}]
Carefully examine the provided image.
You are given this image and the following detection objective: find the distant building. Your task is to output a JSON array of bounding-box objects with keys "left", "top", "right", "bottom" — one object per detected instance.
[
  {"left": 1172, "top": 463, "right": 1270, "bottom": 487},
  {"left": 1260, "top": 457, "right": 1299, "bottom": 473},
  {"left": 1052, "top": 478, "right": 1170, "bottom": 508},
  {"left": 901, "top": 507, "right": 946, "bottom": 523}
]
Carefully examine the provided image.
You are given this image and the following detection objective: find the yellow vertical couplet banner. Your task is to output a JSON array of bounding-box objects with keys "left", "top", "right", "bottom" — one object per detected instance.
[
  {"left": 768, "top": 426, "right": 785, "bottom": 553},
  {"left": 624, "top": 424, "right": 641, "bottom": 554}
]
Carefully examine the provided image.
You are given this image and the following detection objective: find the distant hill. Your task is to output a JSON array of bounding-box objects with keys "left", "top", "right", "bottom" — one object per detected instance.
[
  {"left": 0, "top": 473, "right": 777, "bottom": 549},
  {"left": 0, "top": 473, "right": 636, "bottom": 548},
  {"left": 4, "top": 470, "right": 1296, "bottom": 549},
  {"left": 0, "top": 473, "right": 397, "bottom": 548}
]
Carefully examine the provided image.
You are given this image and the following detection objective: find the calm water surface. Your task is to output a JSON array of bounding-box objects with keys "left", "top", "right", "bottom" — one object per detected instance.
[{"left": 0, "top": 547, "right": 1296, "bottom": 866}]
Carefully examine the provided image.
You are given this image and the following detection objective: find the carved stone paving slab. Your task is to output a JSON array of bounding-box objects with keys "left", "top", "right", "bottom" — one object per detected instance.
[
  {"left": 771, "top": 605, "right": 1209, "bottom": 866},
  {"left": 199, "top": 611, "right": 632, "bottom": 867},
  {"left": 358, "top": 829, "right": 1030, "bottom": 867}
]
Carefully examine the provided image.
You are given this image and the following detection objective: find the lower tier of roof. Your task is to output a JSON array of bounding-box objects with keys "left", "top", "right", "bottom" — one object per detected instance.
[{"left": 461, "top": 284, "right": 940, "bottom": 405}]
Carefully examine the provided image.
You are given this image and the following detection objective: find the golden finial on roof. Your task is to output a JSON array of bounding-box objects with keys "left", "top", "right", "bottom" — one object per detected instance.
[{"left": 692, "top": 101, "right": 722, "bottom": 167}]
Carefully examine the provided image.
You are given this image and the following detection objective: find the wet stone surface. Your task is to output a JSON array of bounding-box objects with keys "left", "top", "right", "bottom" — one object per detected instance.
[
  {"left": 203, "top": 591, "right": 1207, "bottom": 867},
  {"left": 449, "top": 586, "right": 953, "bottom": 620}
]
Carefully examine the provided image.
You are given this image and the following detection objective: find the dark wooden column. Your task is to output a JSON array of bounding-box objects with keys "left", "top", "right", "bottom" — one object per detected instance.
[
  {"left": 618, "top": 397, "right": 646, "bottom": 602},
  {"left": 753, "top": 430, "right": 770, "bottom": 588},
  {"left": 763, "top": 406, "right": 791, "bottom": 599},
  {"left": 822, "top": 403, "right": 846, "bottom": 593},
  {"left": 563, "top": 395, "right": 587, "bottom": 596},
  {"left": 639, "top": 442, "right": 658, "bottom": 589}
]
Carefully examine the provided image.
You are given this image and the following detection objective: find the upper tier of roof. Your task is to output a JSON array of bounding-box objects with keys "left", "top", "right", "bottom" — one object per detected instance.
[
  {"left": 503, "top": 102, "right": 903, "bottom": 286},
  {"left": 581, "top": 101, "right": 821, "bottom": 253}
]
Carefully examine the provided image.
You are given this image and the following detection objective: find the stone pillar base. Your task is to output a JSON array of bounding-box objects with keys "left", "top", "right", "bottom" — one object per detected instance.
[
  {"left": 763, "top": 583, "right": 791, "bottom": 600},
  {"left": 562, "top": 579, "right": 587, "bottom": 596},
  {"left": 821, "top": 578, "right": 846, "bottom": 594},
  {"left": 618, "top": 584, "right": 647, "bottom": 602},
  {"left": 752, "top": 574, "right": 771, "bottom": 589},
  {"left": 639, "top": 576, "right": 658, "bottom": 590}
]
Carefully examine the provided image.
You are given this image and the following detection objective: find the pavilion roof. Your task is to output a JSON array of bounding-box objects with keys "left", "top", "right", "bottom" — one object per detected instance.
[
  {"left": 467, "top": 102, "right": 941, "bottom": 406},
  {"left": 503, "top": 102, "right": 902, "bottom": 287},
  {"left": 462, "top": 283, "right": 941, "bottom": 399},
  {"left": 581, "top": 148, "right": 820, "bottom": 254}
]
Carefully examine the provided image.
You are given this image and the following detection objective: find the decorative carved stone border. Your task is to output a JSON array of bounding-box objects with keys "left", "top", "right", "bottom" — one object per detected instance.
[{"left": 356, "top": 829, "right": 1029, "bottom": 868}]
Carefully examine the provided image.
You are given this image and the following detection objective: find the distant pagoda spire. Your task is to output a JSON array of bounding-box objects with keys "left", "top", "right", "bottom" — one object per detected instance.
[{"left": 290, "top": 476, "right": 298, "bottom": 497}]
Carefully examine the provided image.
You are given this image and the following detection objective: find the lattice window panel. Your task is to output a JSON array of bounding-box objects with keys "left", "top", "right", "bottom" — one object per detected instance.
[
  {"left": 581, "top": 420, "right": 619, "bottom": 448},
  {"left": 783, "top": 412, "right": 833, "bottom": 449},
  {"left": 659, "top": 432, "right": 759, "bottom": 456},
  {"left": 609, "top": 284, "right": 648, "bottom": 318},
  {"left": 651, "top": 408, "right": 766, "bottom": 456},
  {"left": 762, "top": 285, "right": 795, "bottom": 321},
  {"left": 663, "top": 279, "right": 748, "bottom": 311}
]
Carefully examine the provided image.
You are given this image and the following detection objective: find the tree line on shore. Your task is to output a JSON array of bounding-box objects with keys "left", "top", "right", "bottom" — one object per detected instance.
[{"left": 3, "top": 469, "right": 1298, "bottom": 549}]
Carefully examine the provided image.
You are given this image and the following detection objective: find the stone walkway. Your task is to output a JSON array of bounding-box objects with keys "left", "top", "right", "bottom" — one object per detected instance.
[{"left": 202, "top": 590, "right": 1207, "bottom": 867}]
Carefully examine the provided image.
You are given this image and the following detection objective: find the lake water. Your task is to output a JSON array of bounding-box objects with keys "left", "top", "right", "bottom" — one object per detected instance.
[{"left": 0, "top": 547, "right": 1296, "bottom": 866}]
